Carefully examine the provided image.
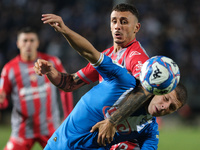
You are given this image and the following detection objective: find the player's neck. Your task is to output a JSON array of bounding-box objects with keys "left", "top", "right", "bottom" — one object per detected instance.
[
  {"left": 113, "top": 45, "right": 122, "bottom": 53},
  {"left": 144, "top": 96, "right": 154, "bottom": 115},
  {"left": 20, "top": 53, "right": 37, "bottom": 62},
  {"left": 113, "top": 39, "right": 136, "bottom": 53}
]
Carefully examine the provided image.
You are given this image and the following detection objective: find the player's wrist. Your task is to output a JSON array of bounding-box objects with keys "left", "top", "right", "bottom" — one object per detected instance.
[
  {"left": 45, "top": 69, "right": 55, "bottom": 76},
  {"left": 45, "top": 64, "right": 56, "bottom": 75},
  {"left": 108, "top": 118, "right": 117, "bottom": 127}
]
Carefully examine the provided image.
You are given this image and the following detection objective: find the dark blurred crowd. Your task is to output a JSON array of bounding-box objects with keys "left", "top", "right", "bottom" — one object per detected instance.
[{"left": 0, "top": 0, "right": 199, "bottom": 115}]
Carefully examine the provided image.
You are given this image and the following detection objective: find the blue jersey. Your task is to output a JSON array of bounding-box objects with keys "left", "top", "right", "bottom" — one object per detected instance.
[{"left": 45, "top": 54, "right": 158, "bottom": 150}]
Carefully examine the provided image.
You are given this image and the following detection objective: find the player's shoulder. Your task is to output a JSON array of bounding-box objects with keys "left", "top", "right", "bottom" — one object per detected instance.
[
  {"left": 126, "top": 40, "right": 149, "bottom": 60},
  {"left": 128, "top": 41, "right": 148, "bottom": 55},
  {"left": 1, "top": 56, "right": 20, "bottom": 77},
  {"left": 38, "top": 52, "right": 54, "bottom": 59},
  {"left": 102, "top": 46, "right": 114, "bottom": 55},
  {"left": 3, "top": 55, "right": 20, "bottom": 69}
]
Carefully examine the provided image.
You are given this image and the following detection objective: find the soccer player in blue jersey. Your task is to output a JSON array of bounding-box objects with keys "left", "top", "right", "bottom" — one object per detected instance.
[{"left": 34, "top": 14, "right": 187, "bottom": 150}]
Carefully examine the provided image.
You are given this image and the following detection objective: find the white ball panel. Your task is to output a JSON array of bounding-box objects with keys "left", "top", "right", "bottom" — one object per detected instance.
[{"left": 149, "top": 62, "right": 169, "bottom": 85}]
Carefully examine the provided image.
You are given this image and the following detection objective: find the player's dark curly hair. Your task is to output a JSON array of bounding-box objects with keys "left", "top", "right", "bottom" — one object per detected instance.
[
  {"left": 175, "top": 82, "right": 187, "bottom": 107},
  {"left": 112, "top": 3, "right": 139, "bottom": 21}
]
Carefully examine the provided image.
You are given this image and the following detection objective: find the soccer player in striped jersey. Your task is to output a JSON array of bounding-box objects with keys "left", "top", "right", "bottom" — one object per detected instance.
[
  {"left": 77, "top": 4, "right": 149, "bottom": 84},
  {"left": 0, "top": 27, "right": 73, "bottom": 150},
  {"left": 34, "top": 12, "right": 187, "bottom": 150}
]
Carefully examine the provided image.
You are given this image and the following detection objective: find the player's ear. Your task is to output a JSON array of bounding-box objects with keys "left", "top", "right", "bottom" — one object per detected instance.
[{"left": 134, "top": 23, "right": 141, "bottom": 33}]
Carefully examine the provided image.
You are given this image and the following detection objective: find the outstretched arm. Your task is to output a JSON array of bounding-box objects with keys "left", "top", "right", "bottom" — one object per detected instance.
[
  {"left": 41, "top": 14, "right": 100, "bottom": 64},
  {"left": 35, "top": 14, "right": 103, "bottom": 91}
]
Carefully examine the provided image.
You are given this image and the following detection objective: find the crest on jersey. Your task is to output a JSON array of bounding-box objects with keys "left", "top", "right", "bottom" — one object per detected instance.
[{"left": 30, "top": 74, "right": 37, "bottom": 82}]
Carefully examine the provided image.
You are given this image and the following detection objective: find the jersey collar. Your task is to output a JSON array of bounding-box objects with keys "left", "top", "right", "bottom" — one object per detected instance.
[{"left": 124, "top": 38, "right": 137, "bottom": 48}]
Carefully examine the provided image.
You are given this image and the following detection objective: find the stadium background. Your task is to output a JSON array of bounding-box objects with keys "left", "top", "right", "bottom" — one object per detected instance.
[{"left": 0, "top": 0, "right": 199, "bottom": 149}]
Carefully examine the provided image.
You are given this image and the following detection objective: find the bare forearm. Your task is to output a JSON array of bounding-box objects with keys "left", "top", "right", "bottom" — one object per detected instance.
[
  {"left": 45, "top": 66, "right": 61, "bottom": 86},
  {"left": 47, "top": 71, "right": 86, "bottom": 92},
  {"left": 109, "top": 84, "right": 153, "bottom": 126},
  {"left": 42, "top": 14, "right": 100, "bottom": 64},
  {"left": 61, "top": 27, "right": 100, "bottom": 64}
]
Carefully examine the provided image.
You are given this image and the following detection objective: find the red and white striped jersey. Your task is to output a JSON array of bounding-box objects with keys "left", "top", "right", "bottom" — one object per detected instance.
[
  {"left": 77, "top": 39, "right": 149, "bottom": 84},
  {"left": 0, "top": 52, "right": 73, "bottom": 138}
]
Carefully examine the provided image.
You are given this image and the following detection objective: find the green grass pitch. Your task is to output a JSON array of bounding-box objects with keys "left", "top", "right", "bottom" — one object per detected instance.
[{"left": 0, "top": 124, "right": 199, "bottom": 149}]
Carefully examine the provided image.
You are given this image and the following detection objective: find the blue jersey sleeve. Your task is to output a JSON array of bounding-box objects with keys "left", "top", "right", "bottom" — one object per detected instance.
[
  {"left": 138, "top": 118, "right": 159, "bottom": 150},
  {"left": 93, "top": 54, "right": 133, "bottom": 83}
]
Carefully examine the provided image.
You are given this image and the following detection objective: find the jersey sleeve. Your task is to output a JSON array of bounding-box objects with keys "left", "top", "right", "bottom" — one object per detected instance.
[
  {"left": 93, "top": 54, "right": 137, "bottom": 88},
  {"left": 76, "top": 62, "right": 99, "bottom": 84},
  {"left": 0, "top": 65, "right": 12, "bottom": 109},
  {"left": 138, "top": 119, "right": 159, "bottom": 150},
  {"left": 76, "top": 46, "right": 115, "bottom": 84},
  {"left": 92, "top": 54, "right": 120, "bottom": 80},
  {"left": 51, "top": 56, "right": 74, "bottom": 118}
]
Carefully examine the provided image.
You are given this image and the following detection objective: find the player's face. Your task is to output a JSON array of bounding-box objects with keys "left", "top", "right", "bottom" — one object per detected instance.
[
  {"left": 110, "top": 11, "right": 140, "bottom": 47},
  {"left": 17, "top": 33, "right": 39, "bottom": 61},
  {"left": 148, "top": 90, "right": 182, "bottom": 117}
]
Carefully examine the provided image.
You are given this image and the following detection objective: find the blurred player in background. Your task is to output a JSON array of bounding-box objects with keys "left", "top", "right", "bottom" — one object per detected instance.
[
  {"left": 34, "top": 14, "right": 187, "bottom": 149},
  {"left": 0, "top": 27, "right": 73, "bottom": 150}
]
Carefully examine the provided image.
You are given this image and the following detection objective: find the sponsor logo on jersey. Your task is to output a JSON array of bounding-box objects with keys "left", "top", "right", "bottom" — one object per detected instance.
[
  {"left": 19, "top": 83, "right": 50, "bottom": 101},
  {"left": 135, "top": 61, "right": 143, "bottom": 71},
  {"left": 30, "top": 74, "right": 37, "bottom": 82},
  {"left": 129, "top": 51, "right": 141, "bottom": 57}
]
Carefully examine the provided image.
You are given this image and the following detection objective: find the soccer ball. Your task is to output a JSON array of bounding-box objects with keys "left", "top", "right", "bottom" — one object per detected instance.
[{"left": 139, "top": 56, "right": 180, "bottom": 95}]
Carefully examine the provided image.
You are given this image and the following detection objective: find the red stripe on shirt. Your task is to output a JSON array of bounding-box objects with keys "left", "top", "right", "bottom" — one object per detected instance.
[
  {"left": 13, "top": 63, "right": 27, "bottom": 138},
  {"left": 50, "top": 56, "right": 74, "bottom": 119},
  {"left": 27, "top": 64, "right": 41, "bottom": 137},
  {"left": 44, "top": 75, "right": 55, "bottom": 135},
  {"left": 39, "top": 53, "right": 55, "bottom": 134}
]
